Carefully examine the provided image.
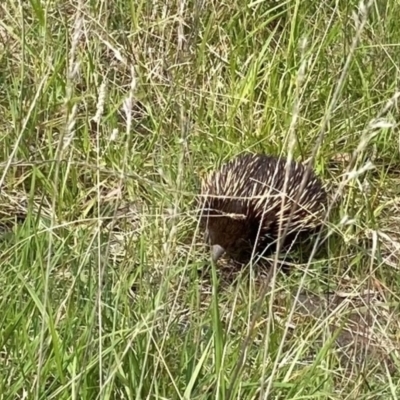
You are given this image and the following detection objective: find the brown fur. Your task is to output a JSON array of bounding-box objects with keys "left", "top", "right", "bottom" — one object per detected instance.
[{"left": 199, "top": 153, "right": 327, "bottom": 261}]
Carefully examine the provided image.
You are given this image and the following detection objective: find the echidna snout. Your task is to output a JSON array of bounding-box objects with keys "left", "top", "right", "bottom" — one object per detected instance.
[
  {"left": 202, "top": 211, "right": 259, "bottom": 262},
  {"left": 211, "top": 244, "right": 225, "bottom": 262},
  {"left": 199, "top": 153, "right": 328, "bottom": 262},
  {"left": 204, "top": 227, "right": 225, "bottom": 261}
]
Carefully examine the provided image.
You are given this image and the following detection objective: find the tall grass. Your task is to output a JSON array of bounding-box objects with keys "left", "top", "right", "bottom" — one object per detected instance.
[{"left": 0, "top": 0, "right": 400, "bottom": 398}]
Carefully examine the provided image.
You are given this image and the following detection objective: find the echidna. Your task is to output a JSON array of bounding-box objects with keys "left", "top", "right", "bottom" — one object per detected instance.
[{"left": 199, "top": 153, "right": 327, "bottom": 262}]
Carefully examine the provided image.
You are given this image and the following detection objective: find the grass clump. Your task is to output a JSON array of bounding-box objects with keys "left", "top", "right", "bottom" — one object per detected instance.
[{"left": 1, "top": 0, "right": 400, "bottom": 398}]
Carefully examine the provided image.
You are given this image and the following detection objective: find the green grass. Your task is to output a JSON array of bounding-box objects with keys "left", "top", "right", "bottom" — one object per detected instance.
[{"left": 1, "top": 0, "right": 400, "bottom": 398}]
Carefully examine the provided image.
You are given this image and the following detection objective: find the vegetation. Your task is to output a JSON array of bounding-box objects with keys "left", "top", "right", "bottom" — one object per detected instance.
[{"left": 1, "top": 0, "right": 400, "bottom": 398}]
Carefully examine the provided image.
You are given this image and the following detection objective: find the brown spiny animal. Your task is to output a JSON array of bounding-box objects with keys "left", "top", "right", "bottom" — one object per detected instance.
[{"left": 199, "top": 153, "right": 328, "bottom": 262}]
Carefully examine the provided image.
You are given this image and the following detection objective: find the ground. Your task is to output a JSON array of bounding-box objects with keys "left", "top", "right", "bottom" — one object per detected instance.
[{"left": 1, "top": 0, "right": 400, "bottom": 398}]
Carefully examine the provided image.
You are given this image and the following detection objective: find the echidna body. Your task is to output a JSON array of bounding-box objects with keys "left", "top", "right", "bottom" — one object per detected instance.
[{"left": 199, "top": 153, "right": 327, "bottom": 262}]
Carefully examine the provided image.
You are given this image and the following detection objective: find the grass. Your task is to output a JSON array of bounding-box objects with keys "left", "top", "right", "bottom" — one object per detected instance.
[{"left": 1, "top": 0, "right": 400, "bottom": 398}]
